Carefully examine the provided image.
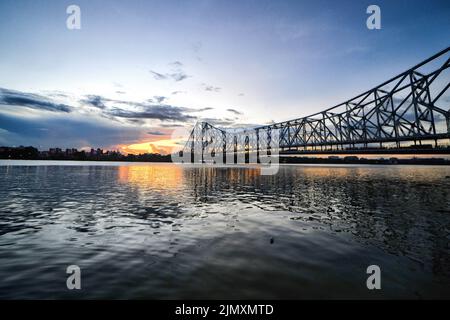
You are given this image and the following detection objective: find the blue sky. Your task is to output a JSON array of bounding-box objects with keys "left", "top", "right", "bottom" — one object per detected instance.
[{"left": 0, "top": 0, "right": 449, "bottom": 152}]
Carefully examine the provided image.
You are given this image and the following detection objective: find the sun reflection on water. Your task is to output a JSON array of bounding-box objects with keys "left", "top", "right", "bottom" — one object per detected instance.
[{"left": 117, "top": 164, "right": 184, "bottom": 189}]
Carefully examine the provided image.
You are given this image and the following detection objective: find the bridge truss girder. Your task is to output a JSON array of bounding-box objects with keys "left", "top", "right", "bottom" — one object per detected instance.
[{"left": 183, "top": 47, "right": 450, "bottom": 159}]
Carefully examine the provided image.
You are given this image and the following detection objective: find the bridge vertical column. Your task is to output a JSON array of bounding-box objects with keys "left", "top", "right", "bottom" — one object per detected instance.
[
  {"left": 222, "top": 131, "right": 227, "bottom": 164},
  {"left": 362, "top": 105, "right": 368, "bottom": 149},
  {"left": 374, "top": 90, "right": 382, "bottom": 149},
  {"left": 244, "top": 134, "right": 249, "bottom": 164},
  {"left": 256, "top": 129, "right": 260, "bottom": 164},
  {"left": 421, "top": 75, "right": 438, "bottom": 147},
  {"left": 345, "top": 103, "right": 352, "bottom": 150},
  {"left": 233, "top": 136, "right": 238, "bottom": 164},
  {"left": 387, "top": 93, "right": 396, "bottom": 148},
  {"left": 320, "top": 114, "right": 325, "bottom": 151},
  {"left": 410, "top": 72, "right": 421, "bottom": 146},
  {"left": 385, "top": 89, "right": 400, "bottom": 148},
  {"left": 302, "top": 120, "right": 307, "bottom": 151},
  {"left": 201, "top": 122, "right": 206, "bottom": 163},
  {"left": 446, "top": 114, "right": 450, "bottom": 135},
  {"left": 337, "top": 115, "right": 344, "bottom": 150}
]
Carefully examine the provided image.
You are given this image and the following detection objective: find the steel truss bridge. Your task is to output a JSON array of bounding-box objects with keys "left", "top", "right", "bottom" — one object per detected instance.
[{"left": 182, "top": 47, "right": 450, "bottom": 162}]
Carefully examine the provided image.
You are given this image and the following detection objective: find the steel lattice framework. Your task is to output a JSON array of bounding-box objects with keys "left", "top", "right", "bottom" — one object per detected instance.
[{"left": 182, "top": 47, "right": 450, "bottom": 161}]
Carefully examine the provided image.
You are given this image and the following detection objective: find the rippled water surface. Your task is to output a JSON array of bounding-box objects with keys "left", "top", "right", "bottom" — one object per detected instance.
[{"left": 0, "top": 160, "right": 449, "bottom": 299}]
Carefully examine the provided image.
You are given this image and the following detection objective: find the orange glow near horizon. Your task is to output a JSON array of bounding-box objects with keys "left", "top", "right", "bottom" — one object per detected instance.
[{"left": 118, "top": 137, "right": 185, "bottom": 155}]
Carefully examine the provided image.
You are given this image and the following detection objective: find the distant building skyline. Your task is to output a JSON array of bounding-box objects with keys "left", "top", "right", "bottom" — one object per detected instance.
[{"left": 0, "top": 0, "right": 449, "bottom": 153}]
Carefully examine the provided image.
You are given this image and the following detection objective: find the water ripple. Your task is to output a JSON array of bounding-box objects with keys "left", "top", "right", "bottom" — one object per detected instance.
[{"left": 0, "top": 162, "right": 449, "bottom": 299}]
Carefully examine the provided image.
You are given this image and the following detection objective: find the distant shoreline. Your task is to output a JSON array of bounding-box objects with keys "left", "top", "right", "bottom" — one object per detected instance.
[
  {"left": 280, "top": 156, "right": 450, "bottom": 166},
  {"left": 1, "top": 145, "right": 450, "bottom": 165},
  {"left": 1, "top": 157, "right": 449, "bottom": 166}
]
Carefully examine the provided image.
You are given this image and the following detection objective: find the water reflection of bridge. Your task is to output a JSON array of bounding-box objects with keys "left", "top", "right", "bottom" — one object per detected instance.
[{"left": 183, "top": 47, "right": 450, "bottom": 161}]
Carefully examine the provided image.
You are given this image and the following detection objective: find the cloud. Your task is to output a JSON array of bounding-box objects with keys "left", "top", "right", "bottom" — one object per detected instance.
[
  {"left": 147, "top": 130, "right": 166, "bottom": 136},
  {"left": 170, "top": 61, "right": 183, "bottom": 68},
  {"left": 150, "top": 70, "right": 190, "bottom": 82},
  {"left": 230, "top": 122, "right": 261, "bottom": 129},
  {"left": 99, "top": 95, "right": 216, "bottom": 124},
  {"left": 170, "top": 72, "right": 189, "bottom": 82},
  {"left": 81, "top": 95, "right": 106, "bottom": 109},
  {"left": 203, "top": 84, "right": 221, "bottom": 92},
  {"left": 160, "top": 123, "right": 185, "bottom": 128},
  {"left": 150, "top": 71, "right": 168, "bottom": 80},
  {"left": 201, "top": 117, "right": 236, "bottom": 127},
  {"left": 108, "top": 105, "right": 196, "bottom": 122},
  {"left": 191, "top": 107, "right": 213, "bottom": 112},
  {"left": 43, "top": 91, "right": 70, "bottom": 99},
  {"left": 78, "top": 94, "right": 202, "bottom": 123},
  {"left": 199, "top": 117, "right": 261, "bottom": 129},
  {"left": 124, "top": 118, "right": 146, "bottom": 125},
  {"left": 116, "top": 91, "right": 126, "bottom": 95},
  {"left": 0, "top": 112, "right": 142, "bottom": 150},
  {"left": 227, "top": 108, "right": 243, "bottom": 115},
  {"left": 0, "top": 88, "right": 215, "bottom": 150},
  {"left": 171, "top": 90, "right": 186, "bottom": 95},
  {"left": 150, "top": 60, "right": 190, "bottom": 82},
  {"left": 152, "top": 96, "right": 167, "bottom": 103},
  {"left": 0, "top": 87, "right": 72, "bottom": 113},
  {"left": 205, "top": 86, "right": 220, "bottom": 92},
  {"left": 1, "top": 88, "right": 206, "bottom": 125}
]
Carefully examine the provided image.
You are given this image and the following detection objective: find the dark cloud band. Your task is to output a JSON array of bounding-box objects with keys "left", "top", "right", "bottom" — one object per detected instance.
[{"left": 0, "top": 88, "right": 72, "bottom": 113}]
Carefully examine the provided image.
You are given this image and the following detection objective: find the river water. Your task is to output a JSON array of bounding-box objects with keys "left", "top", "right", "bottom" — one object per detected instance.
[{"left": 0, "top": 160, "right": 449, "bottom": 299}]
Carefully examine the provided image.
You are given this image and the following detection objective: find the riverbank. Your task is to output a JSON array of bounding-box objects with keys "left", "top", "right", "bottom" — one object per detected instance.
[
  {"left": 1, "top": 156, "right": 449, "bottom": 166},
  {"left": 280, "top": 156, "right": 450, "bottom": 165}
]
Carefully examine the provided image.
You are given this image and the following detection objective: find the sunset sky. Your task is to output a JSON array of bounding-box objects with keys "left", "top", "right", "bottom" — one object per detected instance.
[{"left": 0, "top": 0, "right": 449, "bottom": 154}]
